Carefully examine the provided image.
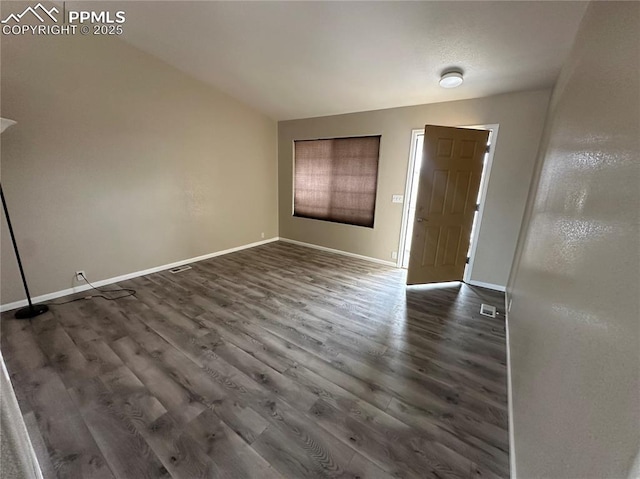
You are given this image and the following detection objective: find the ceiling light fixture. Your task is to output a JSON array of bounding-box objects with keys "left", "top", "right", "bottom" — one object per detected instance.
[{"left": 439, "top": 70, "right": 464, "bottom": 88}]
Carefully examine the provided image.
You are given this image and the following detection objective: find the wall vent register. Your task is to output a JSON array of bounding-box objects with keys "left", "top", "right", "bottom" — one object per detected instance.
[
  {"left": 479, "top": 303, "right": 497, "bottom": 318},
  {"left": 169, "top": 265, "right": 192, "bottom": 274}
]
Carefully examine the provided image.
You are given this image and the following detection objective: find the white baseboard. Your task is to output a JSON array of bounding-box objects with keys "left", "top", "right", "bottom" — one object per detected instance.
[
  {"left": 467, "top": 279, "right": 507, "bottom": 292},
  {"left": 278, "top": 238, "right": 396, "bottom": 267},
  {"left": 0, "top": 237, "right": 279, "bottom": 313},
  {"left": 505, "top": 291, "right": 517, "bottom": 479}
]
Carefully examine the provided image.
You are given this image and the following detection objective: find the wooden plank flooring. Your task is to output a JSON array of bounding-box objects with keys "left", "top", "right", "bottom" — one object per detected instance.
[{"left": 1, "top": 241, "right": 509, "bottom": 478}]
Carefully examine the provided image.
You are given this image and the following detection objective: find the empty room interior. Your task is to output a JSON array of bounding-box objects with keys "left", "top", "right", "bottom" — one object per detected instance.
[{"left": 0, "top": 1, "right": 638, "bottom": 478}]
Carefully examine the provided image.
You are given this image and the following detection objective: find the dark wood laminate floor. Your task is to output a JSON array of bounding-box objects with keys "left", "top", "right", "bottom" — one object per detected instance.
[{"left": 1, "top": 241, "right": 509, "bottom": 479}]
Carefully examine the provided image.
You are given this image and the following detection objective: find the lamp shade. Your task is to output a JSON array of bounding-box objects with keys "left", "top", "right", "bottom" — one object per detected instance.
[{"left": 1, "top": 118, "right": 17, "bottom": 134}]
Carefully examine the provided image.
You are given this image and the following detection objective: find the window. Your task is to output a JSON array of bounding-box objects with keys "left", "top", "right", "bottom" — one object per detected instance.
[{"left": 294, "top": 136, "right": 380, "bottom": 228}]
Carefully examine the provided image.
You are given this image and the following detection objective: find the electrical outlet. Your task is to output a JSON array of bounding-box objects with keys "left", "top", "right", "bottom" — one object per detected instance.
[
  {"left": 391, "top": 251, "right": 398, "bottom": 260},
  {"left": 392, "top": 194, "right": 404, "bottom": 204},
  {"left": 261, "top": 232, "right": 265, "bottom": 239},
  {"left": 75, "top": 271, "right": 86, "bottom": 282}
]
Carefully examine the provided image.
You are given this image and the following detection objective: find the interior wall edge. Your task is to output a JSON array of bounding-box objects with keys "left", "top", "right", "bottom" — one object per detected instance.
[
  {"left": 506, "top": 2, "right": 640, "bottom": 476},
  {"left": 504, "top": 291, "right": 517, "bottom": 479},
  {"left": 0, "top": 350, "right": 43, "bottom": 479}
]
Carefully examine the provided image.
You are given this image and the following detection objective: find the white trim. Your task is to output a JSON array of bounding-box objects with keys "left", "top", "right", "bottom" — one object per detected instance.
[
  {"left": 0, "top": 350, "right": 44, "bottom": 479},
  {"left": 279, "top": 238, "right": 396, "bottom": 267},
  {"left": 504, "top": 292, "right": 517, "bottom": 479},
  {"left": 462, "top": 123, "right": 500, "bottom": 283},
  {"left": 0, "top": 237, "right": 280, "bottom": 312},
  {"left": 397, "top": 129, "right": 423, "bottom": 268},
  {"left": 466, "top": 279, "right": 506, "bottom": 292}
]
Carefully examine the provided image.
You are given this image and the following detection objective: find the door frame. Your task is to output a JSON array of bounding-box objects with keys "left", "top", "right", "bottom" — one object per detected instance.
[{"left": 397, "top": 123, "right": 500, "bottom": 285}]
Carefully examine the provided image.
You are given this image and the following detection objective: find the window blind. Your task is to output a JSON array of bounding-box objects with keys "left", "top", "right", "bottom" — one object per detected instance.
[{"left": 294, "top": 136, "right": 380, "bottom": 228}]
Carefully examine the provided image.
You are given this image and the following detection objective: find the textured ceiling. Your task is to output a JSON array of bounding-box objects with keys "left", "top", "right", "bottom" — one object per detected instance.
[{"left": 108, "top": 1, "right": 588, "bottom": 120}]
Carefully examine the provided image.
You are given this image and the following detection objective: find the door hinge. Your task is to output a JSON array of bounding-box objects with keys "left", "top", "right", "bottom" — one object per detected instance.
[
  {"left": 466, "top": 256, "right": 470, "bottom": 264},
  {"left": 486, "top": 144, "right": 491, "bottom": 153},
  {"left": 475, "top": 203, "right": 480, "bottom": 211}
]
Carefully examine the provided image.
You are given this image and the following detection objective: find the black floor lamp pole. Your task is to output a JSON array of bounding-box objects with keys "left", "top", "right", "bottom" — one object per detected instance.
[{"left": 1, "top": 183, "right": 48, "bottom": 319}]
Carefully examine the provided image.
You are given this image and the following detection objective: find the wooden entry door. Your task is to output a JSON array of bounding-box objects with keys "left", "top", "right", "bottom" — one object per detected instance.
[{"left": 407, "top": 125, "right": 489, "bottom": 285}]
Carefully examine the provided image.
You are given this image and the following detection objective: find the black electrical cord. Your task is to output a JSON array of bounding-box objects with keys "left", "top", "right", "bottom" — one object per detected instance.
[{"left": 48, "top": 272, "right": 136, "bottom": 305}]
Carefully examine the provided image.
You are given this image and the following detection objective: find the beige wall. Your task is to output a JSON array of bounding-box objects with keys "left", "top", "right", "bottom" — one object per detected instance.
[
  {"left": 279, "top": 90, "right": 551, "bottom": 287},
  {"left": 1, "top": 13, "right": 278, "bottom": 305},
  {"left": 506, "top": 2, "right": 639, "bottom": 478}
]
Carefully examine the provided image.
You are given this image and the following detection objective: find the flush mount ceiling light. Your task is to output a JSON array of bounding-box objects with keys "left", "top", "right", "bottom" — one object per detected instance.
[{"left": 439, "top": 70, "right": 464, "bottom": 88}]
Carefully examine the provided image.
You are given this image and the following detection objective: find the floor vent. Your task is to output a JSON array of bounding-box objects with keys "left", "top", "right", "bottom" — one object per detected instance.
[
  {"left": 169, "top": 265, "right": 192, "bottom": 274},
  {"left": 480, "top": 303, "right": 497, "bottom": 318}
]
